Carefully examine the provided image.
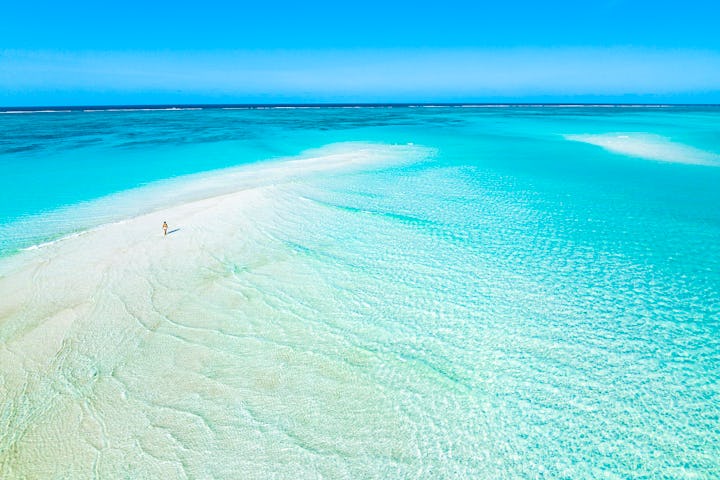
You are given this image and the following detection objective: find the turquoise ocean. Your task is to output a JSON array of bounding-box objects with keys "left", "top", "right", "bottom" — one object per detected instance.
[{"left": 1, "top": 106, "right": 719, "bottom": 478}]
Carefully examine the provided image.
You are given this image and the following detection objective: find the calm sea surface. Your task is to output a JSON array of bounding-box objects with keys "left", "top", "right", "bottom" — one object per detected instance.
[{"left": 1, "top": 106, "right": 719, "bottom": 477}]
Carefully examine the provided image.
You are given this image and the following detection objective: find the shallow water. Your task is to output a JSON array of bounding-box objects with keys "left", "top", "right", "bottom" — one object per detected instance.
[{"left": 1, "top": 106, "right": 719, "bottom": 478}]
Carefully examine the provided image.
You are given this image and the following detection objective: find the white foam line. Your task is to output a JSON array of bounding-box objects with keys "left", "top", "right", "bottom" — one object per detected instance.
[
  {"left": 1, "top": 105, "right": 685, "bottom": 115},
  {"left": 20, "top": 230, "right": 90, "bottom": 251},
  {"left": 82, "top": 107, "right": 204, "bottom": 113},
  {"left": 2, "top": 110, "right": 73, "bottom": 114}
]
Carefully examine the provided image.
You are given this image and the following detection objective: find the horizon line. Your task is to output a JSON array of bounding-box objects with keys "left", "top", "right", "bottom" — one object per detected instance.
[{"left": 3, "top": 102, "right": 720, "bottom": 112}]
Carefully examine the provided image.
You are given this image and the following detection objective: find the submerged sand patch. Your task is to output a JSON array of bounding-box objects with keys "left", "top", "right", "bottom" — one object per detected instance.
[{"left": 564, "top": 133, "right": 720, "bottom": 166}]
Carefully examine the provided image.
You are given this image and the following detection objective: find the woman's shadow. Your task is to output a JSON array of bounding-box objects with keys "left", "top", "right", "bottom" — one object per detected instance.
[{"left": 167, "top": 228, "right": 181, "bottom": 235}]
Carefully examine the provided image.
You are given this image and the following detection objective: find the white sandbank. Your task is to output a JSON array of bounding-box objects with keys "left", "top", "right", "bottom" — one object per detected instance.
[
  {"left": 564, "top": 133, "right": 720, "bottom": 166},
  {"left": 1, "top": 142, "right": 430, "bottom": 264},
  {"left": 0, "top": 142, "right": 430, "bottom": 477}
]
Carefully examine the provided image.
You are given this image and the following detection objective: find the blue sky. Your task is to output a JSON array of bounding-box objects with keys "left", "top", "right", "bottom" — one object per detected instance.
[{"left": 1, "top": 0, "right": 719, "bottom": 105}]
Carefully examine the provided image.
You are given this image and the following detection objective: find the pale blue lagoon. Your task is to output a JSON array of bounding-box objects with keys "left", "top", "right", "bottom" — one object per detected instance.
[{"left": 0, "top": 106, "right": 719, "bottom": 478}]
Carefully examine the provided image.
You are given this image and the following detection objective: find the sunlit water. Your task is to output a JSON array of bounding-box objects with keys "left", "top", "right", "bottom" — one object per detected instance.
[{"left": 1, "top": 106, "right": 719, "bottom": 478}]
